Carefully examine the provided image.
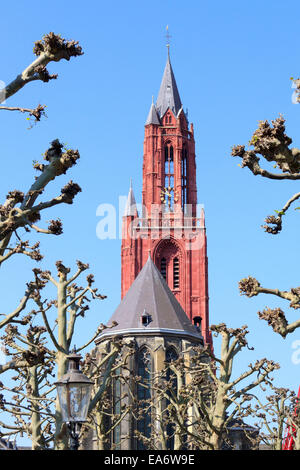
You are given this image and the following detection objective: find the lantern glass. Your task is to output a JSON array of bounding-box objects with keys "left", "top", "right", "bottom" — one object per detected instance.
[{"left": 57, "top": 382, "right": 92, "bottom": 422}]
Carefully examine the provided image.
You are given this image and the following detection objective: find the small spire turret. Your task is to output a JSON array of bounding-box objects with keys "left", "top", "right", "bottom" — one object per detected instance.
[
  {"left": 124, "top": 180, "right": 137, "bottom": 217},
  {"left": 145, "top": 100, "right": 160, "bottom": 125}
]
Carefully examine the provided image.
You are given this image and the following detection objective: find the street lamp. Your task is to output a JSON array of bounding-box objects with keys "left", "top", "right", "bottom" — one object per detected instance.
[{"left": 55, "top": 351, "right": 93, "bottom": 450}]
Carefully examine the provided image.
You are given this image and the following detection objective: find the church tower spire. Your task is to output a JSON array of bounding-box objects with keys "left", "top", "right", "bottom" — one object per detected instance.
[
  {"left": 121, "top": 50, "right": 211, "bottom": 346},
  {"left": 155, "top": 53, "right": 182, "bottom": 119}
]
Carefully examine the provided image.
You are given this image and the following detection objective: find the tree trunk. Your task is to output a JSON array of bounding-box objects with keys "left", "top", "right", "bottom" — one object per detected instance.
[
  {"left": 29, "top": 365, "right": 43, "bottom": 450},
  {"left": 208, "top": 391, "right": 226, "bottom": 450}
]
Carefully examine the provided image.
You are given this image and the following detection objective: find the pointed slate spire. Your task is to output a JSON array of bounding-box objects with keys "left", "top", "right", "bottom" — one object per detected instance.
[
  {"left": 145, "top": 98, "right": 160, "bottom": 125},
  {"left": 124, "top": 179, "right": 137, "bottom": 217},
  {"left": 96, "top": 256, "right": 202, "bottom": 342},
  {"left": 156, "top": 54, "right": 182, "bottom": 119}
]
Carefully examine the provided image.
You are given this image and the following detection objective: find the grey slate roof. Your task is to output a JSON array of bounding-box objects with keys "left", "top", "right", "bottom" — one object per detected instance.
[
  {"left": 123, "top": 180, "right": 137, "bottom": 217},
  {"left": 145, "top": 101, "right": 160, "bottom": 125},
  {"left": 97, "top": 256, "right": 202, "bottom": 342},
  {"left": 156, "top": 55, "right": 182, "bottom": 118}
]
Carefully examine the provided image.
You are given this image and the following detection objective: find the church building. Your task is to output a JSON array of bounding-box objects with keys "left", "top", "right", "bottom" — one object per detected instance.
[
  {"left": 93, "top": 49, "right": 211, "bottom": 450},
  {"left": 120, "top": 49, "right": 210, "bottom": 345}
]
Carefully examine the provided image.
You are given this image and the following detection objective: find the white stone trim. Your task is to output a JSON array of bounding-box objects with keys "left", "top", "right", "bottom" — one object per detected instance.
[{"left": 96, "top": 327, "right": 202, "bottom": 342}]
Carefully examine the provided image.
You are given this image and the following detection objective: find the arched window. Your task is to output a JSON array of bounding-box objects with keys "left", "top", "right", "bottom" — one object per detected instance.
[
  {"left": 173, "top": 257, "right": 179, "bottom": 289},
  {"left": 161, "top": 257, "right": 167, "bottom": 281},
  {"left": 181, "top": 147, "right": 188, "bottom": 210},
  {"left": 164, "top": 144, "right": 174, "bottom": 211},
  {"left": 112, "top": 367, "right": 121, "bottom": 449},
  {"left": 104, "top": 352, "right": 123, "bottom": 450},
  {"left": 165, "top": 348, "right": 179, "bottom": 450},
  {"left": 166, "top": 347, "right": 178, "bottom": 366},
  {"left": 136, "top": 347, "right": 152, "bottom": 449}
]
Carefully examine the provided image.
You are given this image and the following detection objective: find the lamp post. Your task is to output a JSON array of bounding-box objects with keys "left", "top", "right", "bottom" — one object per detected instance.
[{"left": 55, "top": 352, "right": 93, "bottom": 450}]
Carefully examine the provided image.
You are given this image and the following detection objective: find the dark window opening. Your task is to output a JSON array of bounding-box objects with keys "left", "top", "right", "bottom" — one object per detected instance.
[
  {"left": 193, "top": 316, "right": 202, "bottom": 333},
  {"left": 141, "top": 311, "right": 152, "bottom": 326}
]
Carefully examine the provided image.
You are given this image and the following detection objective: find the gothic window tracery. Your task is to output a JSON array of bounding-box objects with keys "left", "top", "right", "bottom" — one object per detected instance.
[
  {"left": 112, "top": 366, "right": 121, "bottom": 449},
  {"left": 136, "top": 347, "right": 152, "bottom": 449},
  {"left": 166, "top": 347, "right": 178, "bottom": 364},
  {"left": 164, "top": 143, "right": 174, "bottom": 211},
  {"left": 165, "top": 347, "right": 179, "bottom": 449}
]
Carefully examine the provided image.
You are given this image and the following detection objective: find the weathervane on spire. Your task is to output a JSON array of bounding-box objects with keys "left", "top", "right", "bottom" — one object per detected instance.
[{"left": 165, "top": 25, "right": 171, "bottom": 57}]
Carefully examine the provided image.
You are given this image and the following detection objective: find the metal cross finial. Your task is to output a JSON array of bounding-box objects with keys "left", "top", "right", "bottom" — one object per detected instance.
[{"left": 165, "top": 25, "right": 171, "bottom": 57}]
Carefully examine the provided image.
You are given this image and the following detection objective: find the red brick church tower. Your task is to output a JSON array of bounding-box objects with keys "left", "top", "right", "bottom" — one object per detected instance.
[{"left": 121, "top": 50, "right": 211, "bottom": 345}]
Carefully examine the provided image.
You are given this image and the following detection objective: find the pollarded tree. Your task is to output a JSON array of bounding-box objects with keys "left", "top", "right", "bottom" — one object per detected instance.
[
  {"left": 0, "top": 36, "right": 126, "bottom": 450},
  {"left": 251, "top": 385, "right": 299, "bottom": 450},
  {"left": 81, "top": 343, "right": 135, "bottom": 450},
  {"left": 0, "top": 260, "right": 124, "bottom": 450},
  {"left": 232, "top": 114, "right": 300, "bottom": 337},
  {"left": 134, "top": 323, "right": 279, "bottom": 450},
  {"left": 230, "top": 96, "right": 300, "bottom": 449},
  {"left": 0, "top": 33, "right": 83, "bottom": 338},
  {"left": 178, "top": 324, "right": 278, "bottom": 450}
]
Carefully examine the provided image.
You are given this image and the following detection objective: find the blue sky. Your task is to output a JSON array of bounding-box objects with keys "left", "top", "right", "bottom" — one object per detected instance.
[{"left": 1, "top": 0, "right": 300, "bottom": 423}]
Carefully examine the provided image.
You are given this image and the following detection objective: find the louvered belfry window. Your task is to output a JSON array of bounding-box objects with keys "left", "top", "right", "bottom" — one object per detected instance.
[
  {"left": 173, "top": 257, "right": 179, "bottom": 289},
  {"left": 161, "top": 257, "right": 167, "bottom": 280}
]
